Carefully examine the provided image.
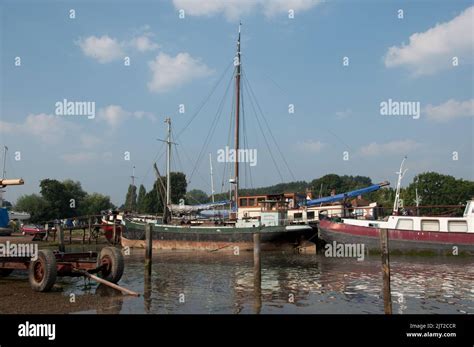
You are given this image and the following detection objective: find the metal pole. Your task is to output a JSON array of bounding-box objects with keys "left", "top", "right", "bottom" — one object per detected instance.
[
  {"left": 57, "top": 224, "right": 65, "bottom": 253},
  {"left": 165, "top": 118, "right": 171, "bottom": 206},
  {"left": 209, "top": 153, "right": 215, "bottom": 203}
]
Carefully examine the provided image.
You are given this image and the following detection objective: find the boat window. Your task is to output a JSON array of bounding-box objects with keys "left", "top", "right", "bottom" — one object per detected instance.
[
  {"left": 249, "top": 198, "right": 256, "bottom": 207},
  {"left": 307, "top": 211, "right": 315, "bottom": 220},
  {"left": 294, "top": 213, "right": 303, "bottom": 220},
  {"left": 239, "top": 198, "right": 248, "bottom": 207},
  {"left": 421, "top": 219, "right": 440, "bottom": 232},
  {"left": 448, "top": 220, "right": 468, "bottom": 232},
  {"left": 395, "top": 218, "right": 413, "bottom": 230}
]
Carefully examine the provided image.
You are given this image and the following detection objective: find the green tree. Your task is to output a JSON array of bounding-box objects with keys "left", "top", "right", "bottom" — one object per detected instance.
[
  {"left": 186, "top": 189, "right": 209, "bottom": 204},
  {"left": 79, "top": 193, "right": 115, "bottom": 216},
  {"left": 15, "top": 194, "right": 50, "bottom": 223},
  {"left": 142, "top": 181, "right": 163, "bottom": 214},
  {"left": 39, "top": 179, "right": 86, "bottom": 219},
  {"left": 169, "top": 172, "right": 187, "bottom": 204},
  {"left": 310, "top": 174, "right": 372, "bottom": 197},
  {"left": 404, "top": 172, "right": 474, "bottom": 207},
  {"left": 124, "top": 184, "right": 137, "bottom": 211},
  {"left": 137, "top": 185, "right": 147, "bottom": 213}
]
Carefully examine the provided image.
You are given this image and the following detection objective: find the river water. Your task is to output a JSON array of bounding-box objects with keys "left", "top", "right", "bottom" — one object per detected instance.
[{"left": 0, "top": 248, "right": 472, "bottom": 314}]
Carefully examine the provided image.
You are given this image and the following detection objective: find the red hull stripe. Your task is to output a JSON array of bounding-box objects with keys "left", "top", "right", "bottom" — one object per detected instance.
[{"left": 319, "top": 220, "right": 474, "bottom": 245}]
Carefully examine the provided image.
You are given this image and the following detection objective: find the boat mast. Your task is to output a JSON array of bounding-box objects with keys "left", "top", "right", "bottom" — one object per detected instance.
[
  {"left": 393, "top": 156, "right": 407, "bottom": 214},
  {"left": 165, "top": 118, "right": 172, "bottom": 206},
  {"left": 0, "top": 146, "right": 7, "bottom": 207},
  {"left": 209, "top": 153, "right": 215, "bottom": 203},
  {"left": 233, "top": 22, "right": 242, "bottom": 210},
  {"left": 2, "top": 146, "right": 7, "bottom": 179}
]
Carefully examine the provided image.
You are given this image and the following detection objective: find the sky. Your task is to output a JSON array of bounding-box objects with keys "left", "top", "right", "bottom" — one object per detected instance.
[{"left": 0, "top": 0, "right": 473, "bottom": 206}]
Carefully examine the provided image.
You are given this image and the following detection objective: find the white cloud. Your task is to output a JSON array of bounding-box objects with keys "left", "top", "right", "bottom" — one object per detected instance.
[
  {"left": 296, "top": 140, "right": 325, "bottom": 153},
  {"left": 424, "top": 99, "right": 474, "bottom": 122},
  {"left": 80, "top": 133, "right": 103, "bottom": 149},
  {"left": 77, "top": 30, "right": 159, "bottom": 63},
  {"left": 98, "top": 105, "right": 157, "bottom": 127},
  {"left": 77, "top": 35, "right": 124, "bottom": 63},
  {"left": 173, "top": 0, "right": 321, "bottom": 20},
  {"left": 359, "top": 140, "right": 420, "bottom": 157},
  {"left": 0, "top": 113, "right": 78, "bottom": 144},
  {"left": 147, "top": 52, "right": 213, "bottom": 93},
  {"left": 384, "top": 6, "right": 474, "bottom": 75},
  {"left": 129, "top": 35, "right": 160, "bottom": 52}
]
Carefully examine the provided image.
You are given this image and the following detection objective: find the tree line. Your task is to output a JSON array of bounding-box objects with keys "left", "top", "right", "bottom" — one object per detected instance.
[
  {"left": 10, "top": 171, "right": 474, "bottom": 222},
  {"left": 14, "top": 179, "right": 114, "bottom": 223}
]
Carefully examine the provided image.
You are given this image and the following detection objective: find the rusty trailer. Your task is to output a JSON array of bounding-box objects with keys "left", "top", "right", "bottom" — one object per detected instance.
[{"left": 0, "top": 247, "right": 126, "bottom": 293}]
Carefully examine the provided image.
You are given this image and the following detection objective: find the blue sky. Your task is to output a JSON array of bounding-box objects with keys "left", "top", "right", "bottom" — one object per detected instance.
[{"left": 1, "top": 0, "right": 473, "bottom": 205}]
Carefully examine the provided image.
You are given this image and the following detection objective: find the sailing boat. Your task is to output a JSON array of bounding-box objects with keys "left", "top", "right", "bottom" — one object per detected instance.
[{"left": 120, "top": 25, "right": 315, "bottom": 252}]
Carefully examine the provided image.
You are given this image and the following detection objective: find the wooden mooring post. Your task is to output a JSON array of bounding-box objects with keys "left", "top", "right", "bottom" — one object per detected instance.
[
  {"left": 57, "top": 224, "right": 65, "bottom": 253},
  {"left": 87, "top": 217, "right": 92, "bottom": 244},
  {"left": 380, "top": 228, "right": 392, "bottom": 314},
  {"left": 145, "top": 224, "right": 153, "bottom": 276},
  {"left": 112, "top": 217, "right": 117, "bottom": 246},
  {"left": 253, "top": 233, "right": 262, "bottom": 314}
]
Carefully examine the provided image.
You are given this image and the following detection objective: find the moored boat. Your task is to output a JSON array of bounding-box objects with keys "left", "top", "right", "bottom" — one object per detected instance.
[
  {"left": 318, "top": 202, "right": 474, "bottom": 254},
  {"left": 317, "top": 159, "right": 474, "bottom": 254},
  {"left": 117, "top": 24, "right": 316, "bottom": 253}
]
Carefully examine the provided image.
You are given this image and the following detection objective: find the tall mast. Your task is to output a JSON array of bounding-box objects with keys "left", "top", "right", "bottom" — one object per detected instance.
[
  {"left": 0, "top": 146, "right": 7, "bottom": 207},
  {"left": 393, "top": 156, "right": 407, "bottom": 214},
  {"left": 2, "top": 146, "right": 7, "bottom": 179},
  {"left": 233, "top": 22, "right": 242, "bottom": 208},
  {"left": 209, "top": 153, "right": 215, "bottom": 203},
  {"left": 130, "top": 165, "right": 136, "bottom": 186},
  {"left": 165, "top": 118, "right": 171, "bottom": 206}
]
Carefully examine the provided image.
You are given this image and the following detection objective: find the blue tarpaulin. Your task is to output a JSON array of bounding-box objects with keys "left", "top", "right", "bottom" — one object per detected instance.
[
  {"left": 305, "top": 184, "right": 384, "bottom": 207},
  {"left": 0, "top": 208, "right": 9, "bottom": 228}
]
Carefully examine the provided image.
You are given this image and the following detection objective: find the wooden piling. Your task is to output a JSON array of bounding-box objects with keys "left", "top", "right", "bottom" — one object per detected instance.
[
  {"left": 88, "top": 217, "right": 92, "bottom": 244},
  {"left": 145, "top": 224, "right": 153, "bottom": 275},
  {"left": 253, "top": 232, "right": 262, "bottom": 314},
  {"left": 112, "top": 218, "right": 117, "bottom": 246},
  {"left": 57, "top": 224, "right": 65, "bottom": 253},
  {"left": 144, "top": 268, "right": 152, "bottom": 313},
  {"left": 380, "top": 228, "right": 392, "bottom": 314}
]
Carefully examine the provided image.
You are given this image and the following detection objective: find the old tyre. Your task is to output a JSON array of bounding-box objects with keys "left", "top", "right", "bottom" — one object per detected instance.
[
  {"left": 0, "top": 269, "right": 13, "bottom": 277},
  {"left": 97, "top": 247, "right": 124, "bottom": 283},
  {"left": 28, "top": 249, "right": 57, "bottom": 292}
]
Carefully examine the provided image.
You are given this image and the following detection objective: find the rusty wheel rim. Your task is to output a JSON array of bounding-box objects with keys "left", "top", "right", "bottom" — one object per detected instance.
[
  {"left": 100, "top": 255, "right": 112, "bottom": 276},
  {"left": 33, "top": 261, "right": 45, "bottom": 283}
]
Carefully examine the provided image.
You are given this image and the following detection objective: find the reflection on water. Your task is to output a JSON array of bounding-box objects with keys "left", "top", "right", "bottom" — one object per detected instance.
[{"left": 0, "top": 249, "right": 472, "bottom": 314}]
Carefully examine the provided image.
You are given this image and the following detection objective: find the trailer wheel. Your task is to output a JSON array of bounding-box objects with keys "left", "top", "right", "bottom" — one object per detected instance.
[
  {"left": 97, "top": 247, "right": 124, "bottom": 283},
  {"left": 28, "top": 250, "right": 57, "bottom": 292},
  {"left": 0, "top": 269, "right": 13, "bottom": 277}
]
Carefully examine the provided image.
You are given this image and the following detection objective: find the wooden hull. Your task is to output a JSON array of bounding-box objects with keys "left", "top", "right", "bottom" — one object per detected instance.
[
  {"left": 319, "top": 219, "right": 474, "bottom": 255},
  {"left": 121, "top": 220, "right": 316, "bottom": 252}
]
